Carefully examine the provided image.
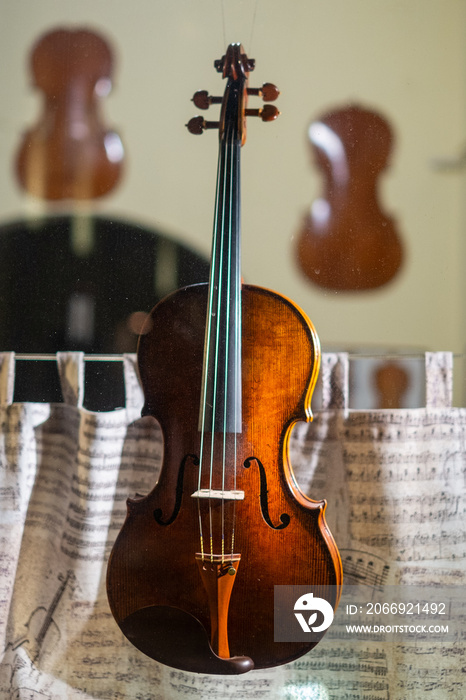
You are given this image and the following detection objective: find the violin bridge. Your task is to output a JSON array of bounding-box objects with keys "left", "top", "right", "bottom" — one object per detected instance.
[{"left": 191, "top": 489, "right": 245, "bottom": 501}]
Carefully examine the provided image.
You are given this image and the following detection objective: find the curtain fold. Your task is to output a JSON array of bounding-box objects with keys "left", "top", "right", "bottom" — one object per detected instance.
[{"left": 0, "top": 352, "right": 463, "bottom": 699}]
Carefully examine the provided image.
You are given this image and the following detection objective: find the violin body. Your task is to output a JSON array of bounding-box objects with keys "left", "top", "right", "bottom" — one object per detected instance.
[
  {"left": 107, "top": 44, "right": 342, "bottom": 674},
  {"left": 296, "top": 105, "right": 403, "bottom": 290},
  {"left": 16, "top": 28, "right": 123, "bottom": 200},
  {"left": 107, "top": 283, "right": 341, "bottom": 672}
]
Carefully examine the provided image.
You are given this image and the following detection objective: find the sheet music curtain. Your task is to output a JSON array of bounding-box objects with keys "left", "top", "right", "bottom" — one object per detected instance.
[{"left": 0, "top": 352, "right": 463, "bottom": 699}]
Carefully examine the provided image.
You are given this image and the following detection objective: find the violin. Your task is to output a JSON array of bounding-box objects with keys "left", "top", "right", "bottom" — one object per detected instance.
[
  {"left": 16, "top": 28, "right": 123, "bottom": 200},
  {"left": 107, "top": 44, "right": 342, "bottom": 674},
  {"left": 296, "top": 105, "right": 403, "bottom": 290}
]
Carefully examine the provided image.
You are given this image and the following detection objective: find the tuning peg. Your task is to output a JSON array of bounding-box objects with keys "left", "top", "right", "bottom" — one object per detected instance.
[
  {"left": 247, "top": 83, "right": 279, "bottom": 102},
  {"left": 186, "top": 116, "right": 220, "bottom": 134},
  {"left": 192, "top": 90, "right": 222, "bottom": 110},
  {"left": 242, "top": 55, "right": 255, "bottom": 72},
  {"left": 245, "top": 104, "right": 280, "bottom": 122}
]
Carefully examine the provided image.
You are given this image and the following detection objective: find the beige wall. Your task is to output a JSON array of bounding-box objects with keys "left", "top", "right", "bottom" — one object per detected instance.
[{"left": 1, "top": 0, "right": 465, "bottom": 353}]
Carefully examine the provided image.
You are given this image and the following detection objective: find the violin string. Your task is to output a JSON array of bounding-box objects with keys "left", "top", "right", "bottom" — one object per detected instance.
[
  {"left": 197, "top": 77, "right": 244, "bottom": 564},
  {"left": 221, "top": 124, "right": 235, "bottom": 564},
  {"left": 207, "top": 128, "right": 230, "bottom": 562},
  {"left": 197, "top": 129, "right": 224, "bottom": 561},
  {"left": 221, "top": 135, "right": 229, "bottom": 563},
  {"left": 232, "top": 131, "right": 241, "bottom": 562},
  {"left": 220, "top": 0, "right": 259, "bottom": 54},
  {"left": 221, "top": 0, "right": 227, "bottom": 49},
  {"left": 248, "top": 0, "right": 260, "bottom": 54}
]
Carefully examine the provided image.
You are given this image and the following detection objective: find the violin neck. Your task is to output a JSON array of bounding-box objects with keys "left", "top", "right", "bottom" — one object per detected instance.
[{"left": 199, "top": 125, "right": 242, "bottom": 434}]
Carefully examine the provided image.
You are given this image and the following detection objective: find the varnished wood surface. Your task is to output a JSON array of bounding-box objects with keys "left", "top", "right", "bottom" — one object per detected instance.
[
  {"left": 297, "top": 104, "right": 403, "bottom": 291},
  {"left": 16, "top": 28, "right": 123, "bottom": 200},
  {"left": 107, "top": 284, "right": 342, "bottom": 671}
]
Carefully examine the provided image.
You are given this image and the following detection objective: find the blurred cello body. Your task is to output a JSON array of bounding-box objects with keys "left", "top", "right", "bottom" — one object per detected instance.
[
  {"left": 107, "top": 44, "right": 342, "bottom": 674},
  {"left": 296, "top": 105, "right": 403, "bottom": 291}
]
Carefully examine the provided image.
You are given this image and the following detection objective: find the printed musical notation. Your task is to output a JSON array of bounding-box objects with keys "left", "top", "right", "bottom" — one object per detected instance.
[
  {"left": 340, "top": 549, "right": 390, "bottom": 589},
  {"left": 0, "top": 353, "right": 465, "bottom": 698},
  {"left": 10, "top": 571, "right": 72, "bottom": 663}
]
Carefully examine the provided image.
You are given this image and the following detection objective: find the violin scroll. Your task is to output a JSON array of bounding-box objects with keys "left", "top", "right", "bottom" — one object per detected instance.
[
  {"left": 214, "top": 49, "right": 255, "bottom": 77},
  {"left": 186, "top": 44, "right": 279, "bottom": 144}
]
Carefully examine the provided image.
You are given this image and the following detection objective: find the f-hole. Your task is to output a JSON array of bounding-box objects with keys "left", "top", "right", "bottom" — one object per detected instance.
[
  {"left": 243, "top": 457, "right": 290, "bottom": 530},
  {"left": 153, "top": 453, "right": 199, "bottom": 526}
]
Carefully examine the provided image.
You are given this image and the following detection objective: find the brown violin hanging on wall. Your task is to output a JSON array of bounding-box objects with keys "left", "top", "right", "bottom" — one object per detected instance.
[
  {"left": 1, "top": 27, "right": 209, "bottom": 409},
  {"left": 296, "top": 105, "right": 403, "bottom": 291},
  {"left": 107, "top": 44, "right": 342, "bottom": 674},
  {"left": 16, "top": 27, "right": 123, "bottom": 200}
]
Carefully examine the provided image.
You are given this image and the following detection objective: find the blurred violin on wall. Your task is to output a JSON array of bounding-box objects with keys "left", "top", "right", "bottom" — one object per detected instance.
[
  {"left": 296, "top": 105, "right": 403, "bottom": 291},
  {"left": 16, "top": 27, "right": 123, "bottom": 200},
  {"left": 1, "top": 27, "right": 209, "bottom": 409},
  {"left": 107, "top": 44, "right": 342, "bottom": 674}
]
